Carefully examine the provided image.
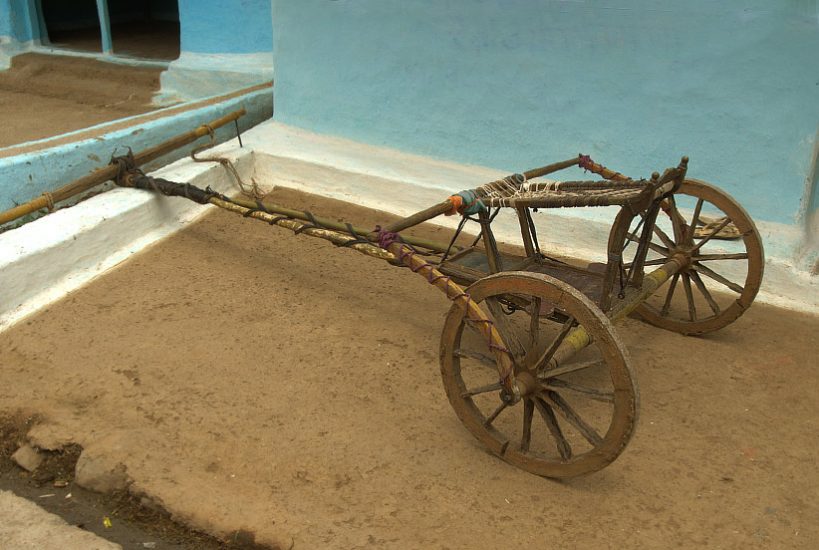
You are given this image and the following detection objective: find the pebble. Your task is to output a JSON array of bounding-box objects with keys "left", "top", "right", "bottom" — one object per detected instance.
[{"left": 11, "top": 444, "right": 43, "bottom": 472}]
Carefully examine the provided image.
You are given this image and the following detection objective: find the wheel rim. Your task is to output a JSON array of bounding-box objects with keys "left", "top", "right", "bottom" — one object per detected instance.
[
  {"left": 630, "top": 179, "right": 764, "bottom": 335},
  {"left": 440, "top": 272, "right": 639, "bottom": 478}
]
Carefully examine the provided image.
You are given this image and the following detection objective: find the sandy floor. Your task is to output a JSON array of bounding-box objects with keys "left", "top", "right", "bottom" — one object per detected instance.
[
  {"left": 1, "top": 188, "right": 818, "bottom": 549},
  {"left": 0, "top": 53, "right": 162, "bottom": 148}
]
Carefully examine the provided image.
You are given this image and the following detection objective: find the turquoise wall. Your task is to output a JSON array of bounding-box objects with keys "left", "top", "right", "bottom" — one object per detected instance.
[
  {"left": 272, "top": 1, "right": 819, "bottom": 226},
  {"left": 2, "top": 1, "right": 272, "bottom": 54},
  {"left": 179, "top": 0, "right": 272, "bottom": 54},
  {"left": 0, "top": 0, "right": 39, "bottom": 41}
]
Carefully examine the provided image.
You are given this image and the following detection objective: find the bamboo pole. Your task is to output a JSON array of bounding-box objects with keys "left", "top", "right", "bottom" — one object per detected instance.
[
  {"left": 211, "top": 197, "right": 397, "bottom": 261},
  {"left": 0, "top": 109, "right": 246, "bottom": 226},
  {"left": 521, "top": 156, "right": 581, "bottom": 180},
  {"left": 378, "top": 200, "right": 454, "bottom": 234},
  {"left": 227, "top": 196, "right": 457, "bottom": 254},
  {"left": 379, "top": 157, "right": 582, "bottom": 234}
]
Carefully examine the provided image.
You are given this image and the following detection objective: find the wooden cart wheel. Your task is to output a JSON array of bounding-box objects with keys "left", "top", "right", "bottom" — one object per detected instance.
[
  {"left": 630, "top": 179, "right": 764, "bottom": 335},
  {"left": 440, "top": 272, "right": 638, "bottom": 478}
]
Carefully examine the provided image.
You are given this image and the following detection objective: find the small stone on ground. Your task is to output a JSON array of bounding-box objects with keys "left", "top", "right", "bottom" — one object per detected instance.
[
  {"left": 74, "top": 451, "right": 130, "bottom": 494},
  {"left": 11, "top": 444, "right": 42, "bottom": 473}
]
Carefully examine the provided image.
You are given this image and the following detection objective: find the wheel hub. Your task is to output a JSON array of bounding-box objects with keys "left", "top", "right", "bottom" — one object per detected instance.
[{"left": 513, "top": 371, "right": 540, "bottom": 399}]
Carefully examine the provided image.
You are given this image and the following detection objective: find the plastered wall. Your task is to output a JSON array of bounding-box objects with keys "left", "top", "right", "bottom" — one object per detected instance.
[{"left": 271, "top": 1, "right": 819, "bottom": 239}]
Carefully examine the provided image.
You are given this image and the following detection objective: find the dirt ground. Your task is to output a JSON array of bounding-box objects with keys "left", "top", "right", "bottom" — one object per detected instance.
[
  {"left": 0, "top": 53, "right": 162, "bottom": 148},
  {"left": 1, "top": 188, "right": 818, "bottom": 549},
  {"left": 0, "top": 413, "right": 259, "bottom": 549}
]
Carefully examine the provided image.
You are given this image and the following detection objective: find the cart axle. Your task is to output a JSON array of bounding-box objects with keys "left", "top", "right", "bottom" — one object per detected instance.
[{"left": 543, "top": 255, "right": 687, "bottom": 373}]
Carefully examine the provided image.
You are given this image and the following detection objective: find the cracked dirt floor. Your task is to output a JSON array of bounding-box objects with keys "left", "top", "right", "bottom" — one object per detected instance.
[{"left": 1, "top": 188, "right": 818, "bottom": 549}]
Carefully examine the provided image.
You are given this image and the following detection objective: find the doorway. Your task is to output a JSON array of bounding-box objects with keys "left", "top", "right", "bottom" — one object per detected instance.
[
  {"left": 108, "top": 0, "right": 180, "bottom": 60},
  {"left": 40, "top": 0, "right": 103, "bottom": 53}
]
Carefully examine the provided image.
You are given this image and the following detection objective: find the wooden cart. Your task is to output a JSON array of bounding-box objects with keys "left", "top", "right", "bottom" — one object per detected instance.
[{"left": 115, "top": 153, "right": 764, "bottom": 478}]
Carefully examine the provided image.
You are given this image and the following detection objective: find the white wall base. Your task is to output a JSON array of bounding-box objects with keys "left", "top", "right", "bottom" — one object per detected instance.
[
  {"left": 1, "top": 121, "right": 815, "bottom": 335},
  {"left": 0, "top": 36, "right": 33, "bottom": 69},
  {"left": 157, "top": 52, "right": 274, "bottom": 104},
  {"left": 241, "top": 123, "right": 818, "bottom": 316},
  {"left": 0, "top": 145, "right": 251, "bottom": 331}
]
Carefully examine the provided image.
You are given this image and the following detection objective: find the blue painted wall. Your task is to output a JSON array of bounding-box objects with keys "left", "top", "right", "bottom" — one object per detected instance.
[
  {"left": 3, "top": 1, "right": 272, "bottom": 54},
  {"left": 179, "top": 0, "right": 272, "bottom": 54},
  {"left": 0, "top": 0, "right": 39, "bottom": 42},
  {"left": 272, "top": 0, "right": 819, "bottom": 226},
  {"left": 0, "top": 0, "right": 12, "bottom": 37},
  {"left": 0, "top": 87, "right": 273, "bottom": 216}
]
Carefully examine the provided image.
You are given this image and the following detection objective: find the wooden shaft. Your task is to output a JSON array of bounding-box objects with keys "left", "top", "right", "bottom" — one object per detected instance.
[
  {"left": 0, "top": 109, "right": 246, "bottom": 226},
  {"left": 385, "top": 241, "right": 519, "bottom": 400},
  {"left": 210, "top": 197, "right": 396, "bottom": 261},
  {"left": 581, "top": 159, "right": 630, "bottom": 182},
  {"left": 227, "top": 196, "right": 457, "bottom": 253},
  {"left": 544, "top": 256, "right": 686, "bottom": 370},
  {"left": 377, "top": 157, "right": 578, "bottom": 235},
  {"left": 522, "top": 157, "right": 581, "bottom": 180},
  {"left": 377, "top": 200, "right": 453, "bottom": 234}
]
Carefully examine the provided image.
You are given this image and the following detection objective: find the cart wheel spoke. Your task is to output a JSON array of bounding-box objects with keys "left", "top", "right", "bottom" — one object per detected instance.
[
  {"left": 540, "top": 390, "right": 603, "bottom": 447},
  {"left": 520, "top": 398, "right": 534, "bottom": 452},
  {"left": 693, "top": 252, "right": 749, "bottom": 262},
  {"left": 483, "top": 402, "right": 508, "bottom": 427},
  {"left": 641, "top": 209, "right": 676, "bottom": 249},
  {"left": 691, "top": 216, "right": 733, "bottom": 252},
  {"left": 625, "top": 257, "right": 669, "bottom": 269},
  {"left": 682, "top": 273, "right": 697, "bottom": 321},
  {"left": 485, "top": 297, "right": 526, "bottom": 358},
  {"left": 528, "top": 297, "right": 542, "bottom": 352},
  {"left": 665, "top": 195, "right": 688, "bottom": 242},
  {"left": 690, "top": 270, "right": 721, "bottom": 315},
  {"left": 660, "top": 274, "right": 680, "bottom": 317},
  {"left": 454, "top": 348, "right": 497, "bottom": 370},
  {"left": 544, "top": 379, "right": 614, "bottom": 403},
  {"left": 530, "top": 315, "right": 575, "bottom": 371},
  {"left": 685, "top": 198, "right": 705, "bottom": 242},
  {"left": 461, "top": 381, "right": 502, "bottom": 398},
  {"left": 539, "top": 359, "right": 603, "bottom": 380},
  {"left": 652, "top": 222, "right": 676, "bottom": 250},
  {"left": 533, "top": 397, "right": 572, "bottom": 460},
  {"left": 693, "top": 262, "right": 744, "bottom": 294},
  {"left": 627, "top": 232, "right": 670, "bottom": 256}
]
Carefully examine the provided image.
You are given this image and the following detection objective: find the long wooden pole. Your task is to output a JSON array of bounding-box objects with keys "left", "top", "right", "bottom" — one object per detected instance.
[
  {"left": 0, "top": 109, "right": 246, "bottom": 227},
  {"left": 378, "top": 157, "right": 581, "bottom": 234},
  {"left": 226, "top": 196, "right": 457, "bottom": 254}
]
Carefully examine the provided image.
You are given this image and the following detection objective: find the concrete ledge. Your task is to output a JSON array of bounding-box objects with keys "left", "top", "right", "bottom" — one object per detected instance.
[
  {"left": 0, "top": 37, "right": 32, "bottom": 70},
  {"left": 0, "top": 490, "right": 120, "bottom": 549},
  {"left": 0, "top": 85, "right": 272, "bottom": 215},
  {"left": 157, "top": 52, "right": 274, "bottom": 104}
]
